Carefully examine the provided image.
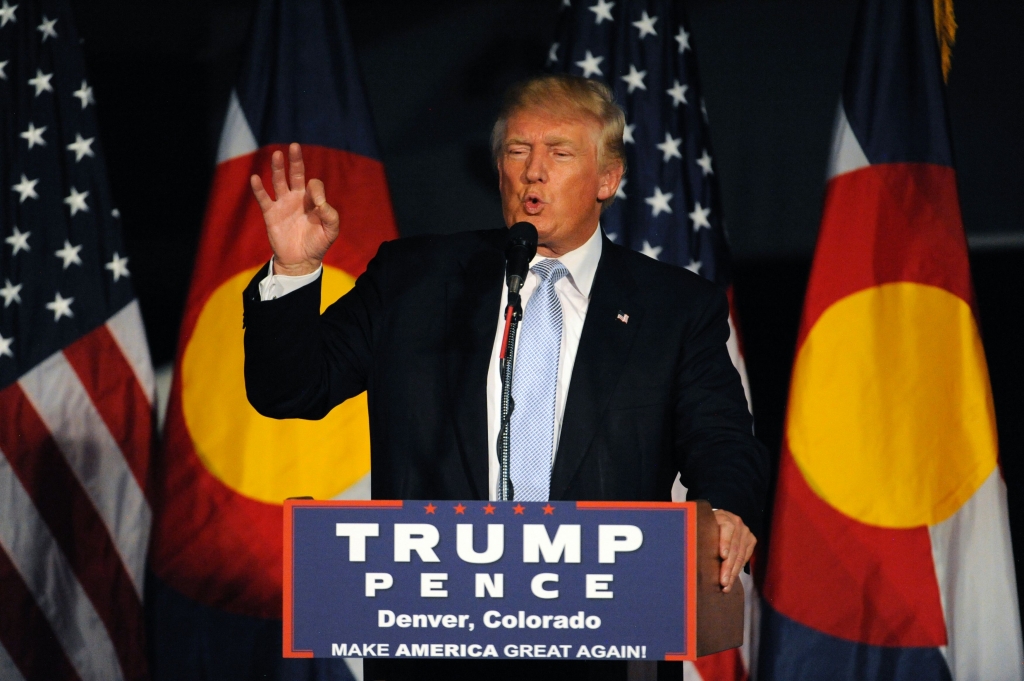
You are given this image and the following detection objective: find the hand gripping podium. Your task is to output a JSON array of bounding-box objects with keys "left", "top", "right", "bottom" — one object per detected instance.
[{"left": 284, "top": 499, "right": 743, "bottom": 663}]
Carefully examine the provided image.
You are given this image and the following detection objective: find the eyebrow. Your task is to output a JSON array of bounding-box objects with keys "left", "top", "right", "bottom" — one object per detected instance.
[{"left": 505, "top": 136, "right": 578, "bottom": 148}]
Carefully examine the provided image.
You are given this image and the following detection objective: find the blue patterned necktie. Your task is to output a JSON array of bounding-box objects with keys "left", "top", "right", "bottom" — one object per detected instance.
[{"left": 509, "top": 258, "right": 569, "bottom": 501}]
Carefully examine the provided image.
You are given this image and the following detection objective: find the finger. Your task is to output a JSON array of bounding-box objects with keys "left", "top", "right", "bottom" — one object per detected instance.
[
  {"left": 288, "top": 143, "right": 305, "bottom": 192},
  {"left": 271, "top": 149, "right": 289, "bottom": 197},
  {"left": 717, "top": 519, "right": 736, "bottom": 590},
  {"left": 728, "top": 530, "right": 747, "bottom": 585},
  {"left": 308, "top": 179, "right": 340, "bottom": 235},
  {"left": 250, "top": 174, "right": 273, "bottom": 213}
]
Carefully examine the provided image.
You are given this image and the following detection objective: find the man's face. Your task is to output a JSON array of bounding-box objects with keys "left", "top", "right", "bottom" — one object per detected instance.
[{"left": 497, "top": 108, "right": 622, "bottom": 257}]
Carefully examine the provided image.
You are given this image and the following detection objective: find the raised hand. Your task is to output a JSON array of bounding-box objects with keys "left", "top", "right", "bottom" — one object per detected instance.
[{"left": 250, "top": 143, "right": 340, "bottom": 276}]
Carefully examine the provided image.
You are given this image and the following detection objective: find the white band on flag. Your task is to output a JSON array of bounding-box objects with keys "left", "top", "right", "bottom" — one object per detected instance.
[
  {"left": 826, "top": 103, "right": 870, "bottom": 181},
  {"left": 106, "top": 300, "right": 156, "bottom": 405},
  {"left": 216, "top": 89, "right": 259, "bottom": 164},
  {"left": 0, "top": 640, "right": 27, "bottom": 681}
]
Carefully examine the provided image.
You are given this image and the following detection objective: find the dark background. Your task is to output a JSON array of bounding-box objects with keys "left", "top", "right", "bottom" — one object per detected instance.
[{"left": 70, "top": 0, "right": 1024, "bottom": 615}]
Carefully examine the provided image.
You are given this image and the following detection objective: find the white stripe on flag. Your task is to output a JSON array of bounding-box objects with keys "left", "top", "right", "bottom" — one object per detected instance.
[
  {"left": 216, "top": 89, "right": 259, "bottom": 164},
  {"left": 0, "top": 452, "right": 126, "bottom": 681},
  {"left": 18, "top": 351, "right": 151, "bottom": 598},
  {"left": 106, "top": 300, "right": 156, "bottom": 405},
  {"left": 0, "top": 640, "right": 27, "bottom": 681},
  {"left": 929, "top": 468, "right": 1024, "bottom": 680},
  {"left": 826, "top": 104, "right": 870, "bottom": 182}
]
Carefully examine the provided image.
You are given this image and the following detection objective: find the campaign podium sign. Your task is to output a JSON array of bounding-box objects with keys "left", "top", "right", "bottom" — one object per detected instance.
[{"left": 284, "top": 499, "right": 742, "bottom": 662}]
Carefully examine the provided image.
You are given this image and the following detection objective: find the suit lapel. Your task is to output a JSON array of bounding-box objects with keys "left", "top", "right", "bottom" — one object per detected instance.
[
  {"left": 446, "top": 231, "right": 505, "bottom": 500},
  {"left": 550, "top": 241, "right": 643, "bottom": 500}
]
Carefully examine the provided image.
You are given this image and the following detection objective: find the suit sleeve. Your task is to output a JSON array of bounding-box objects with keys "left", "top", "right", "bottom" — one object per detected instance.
[
  {"left": 242, "top": 243, "right": 389, "bottom": 420},
  {"left": 674, "top": 286, "right": 770, "bottom": 539}
]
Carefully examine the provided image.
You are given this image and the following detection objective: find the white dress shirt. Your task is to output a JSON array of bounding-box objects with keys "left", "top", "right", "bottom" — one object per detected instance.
[{"left": 257, "top": 225, "right": 604, "bottom": 501}]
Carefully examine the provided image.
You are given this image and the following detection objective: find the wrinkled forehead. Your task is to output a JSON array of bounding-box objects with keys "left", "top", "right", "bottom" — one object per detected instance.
[{"left": 502, "top": 105, "right": 603, "bottom": 146}]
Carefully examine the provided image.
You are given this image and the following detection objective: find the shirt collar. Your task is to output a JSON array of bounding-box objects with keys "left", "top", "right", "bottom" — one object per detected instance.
[{"left": 529, "top": 224, "right": 603, "bottom": 299}]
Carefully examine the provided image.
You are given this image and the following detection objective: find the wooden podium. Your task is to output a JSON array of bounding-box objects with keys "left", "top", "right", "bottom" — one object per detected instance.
[{"left": 694, "top": 500, "right": 745, "bottom": 657}]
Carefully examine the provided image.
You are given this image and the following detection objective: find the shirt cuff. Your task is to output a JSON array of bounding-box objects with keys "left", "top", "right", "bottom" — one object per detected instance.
[{"left": 257, "top": 258, "right": 323, "bottom": 301}]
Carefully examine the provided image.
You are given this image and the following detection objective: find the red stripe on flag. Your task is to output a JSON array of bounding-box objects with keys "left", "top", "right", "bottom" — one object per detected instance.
[
  {"left": 63, "top": 325, "right": 153, "bottom": 494},
  {"left": 693, "top": 647, "right": 749, "bottom": 681},
  {"left": 0, "top": 545, "right": 82, "bottom": 681},
  {"left": 0, "top": 385, "right": 149, "bottom": 681}
]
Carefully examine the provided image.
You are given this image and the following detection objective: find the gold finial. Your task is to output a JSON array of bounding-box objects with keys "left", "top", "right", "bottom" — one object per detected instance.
[{"left": 933, "top": 0, "right": 957, "bottom": 82}]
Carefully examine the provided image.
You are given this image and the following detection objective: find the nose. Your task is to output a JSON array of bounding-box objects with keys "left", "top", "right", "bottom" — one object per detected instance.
[{"left": 523, "top": 151, "right": 547, "bottom": 183}]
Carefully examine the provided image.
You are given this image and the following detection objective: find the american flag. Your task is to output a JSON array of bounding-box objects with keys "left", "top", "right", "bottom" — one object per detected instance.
[
  {"left": 0, "top": 1, "right": 154, "bottom": 680},
  {"left": 548, "top": 2, "right": 756, "bottom": 679}
]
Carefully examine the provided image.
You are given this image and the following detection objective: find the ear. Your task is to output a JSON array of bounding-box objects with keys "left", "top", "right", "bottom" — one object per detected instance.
[{"left": 596, "top": 162, "right": 625, "bottom": 202}]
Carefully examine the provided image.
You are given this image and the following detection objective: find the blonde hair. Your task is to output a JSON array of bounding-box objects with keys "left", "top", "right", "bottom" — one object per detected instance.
[{"left": 491, "top": 74, "right": 626, "bottom": 207}]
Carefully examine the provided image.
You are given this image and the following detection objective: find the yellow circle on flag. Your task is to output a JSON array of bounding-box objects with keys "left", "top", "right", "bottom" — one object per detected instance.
[
  {"left": 787, "top": 282, "right": 997, "bottom": 528},
  {"left": 181, "top": 266, "right": 371, "bottom": 504}
]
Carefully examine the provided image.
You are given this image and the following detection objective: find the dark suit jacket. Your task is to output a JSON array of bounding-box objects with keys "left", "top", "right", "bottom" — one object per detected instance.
[{"left": 243, "top": 227, "right": 767, "bottom": 533}]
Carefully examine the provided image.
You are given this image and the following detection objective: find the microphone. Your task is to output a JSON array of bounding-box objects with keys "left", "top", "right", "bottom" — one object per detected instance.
[{"left": 505, "top": 222, "right": 538, "bottom": 296}]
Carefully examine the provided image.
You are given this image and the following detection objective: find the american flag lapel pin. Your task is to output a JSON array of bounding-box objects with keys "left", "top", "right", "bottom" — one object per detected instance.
[{"left": 616, "top": 311, "right": 629, "bottom": 324}]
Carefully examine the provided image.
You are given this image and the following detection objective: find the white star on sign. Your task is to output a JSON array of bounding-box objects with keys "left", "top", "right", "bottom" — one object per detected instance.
[
  {"left": 645, "top": 187, "right": 673, "bottom": 217},
  {"left": 615, "top": 178, "right": 627, "bottom": 200},
  {"left": 55, "top": 239, "right": 83, "bottom": 269},
  {"left": 656, "top": 132, "right": 682, "bottom": 162},
  {"left": 675, "top": 26, "right": 690, "bottom": 53},
  {"left": 20, "top": 122, "right": 46, "bottom": 149},
  {"left": 0, "top": 1, "right": 17, "bottom": 27},
  {"left": 685, "top": 259, "right": 702, "bottom": 274},
  {"left": 0, "top": 60, "right": 8, "bottom": 80},
  {"left": 621, "top": 64, "right": 647, "bottom": 93},
  {"left": 622, "top": 122, "right": 635, "bottom": 144},
  {"left": 46, "top": 292, "right": 74, "bottom": 321},
  {"left": 640, "top": 240, "right": 663, "bottom": 260},
  {"left": 11, "top": 174, "right": 38, "bottom": 203},
  {"left": 575, "top": 50, "right": 604, "bottom": 78},
  {"left": 105, "top": 252, "right": 130, "bottom": 281},
  {"left": 632, "top": 10, "right": 658, "bottom": 38},
  {"left": 27, "top": 69, "right": 53, "bottom": 96},
  {"left": 64, "top": 186, "right": 90, "bottom": 216},
  {"left": 547, "top": 42, "right": 559, "bottom": 64},
  {"left": 5, "top": 226, "right": 30, "bottom": 254},
  {"left": 0, "top": 279, "right": 21, "bottom": 307},
  {"left": 589, "top": 0, "right": 614, "bottom": 24},
  {"left": 697, "top": 149, "right": 713, "bottom": 176},
  {"left": 36, "top": 14, "right": 57, "bottom": 41},
  {"left": 666, "top": 80, "right": 688, "bottom": 107},
  {"left": 72, "top": 80, "right": 95, "bottom": 109},
  {"left": 0, "top": 332, "right": 12, "bottom": 359},
  {"left": 67, "top": 133, "right": 95, "bottom": 161},
  {"left": 689, "top": 202, "right": 711, "bottom": 231}
]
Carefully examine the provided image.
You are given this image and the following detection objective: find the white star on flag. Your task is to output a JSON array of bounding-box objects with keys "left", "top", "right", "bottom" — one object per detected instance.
[
  {"left": 106, "top": 253, "right": 130, "bottom": 282},
  {"left": 0, "top": 1, "right": 17, "bottom": 28},
  {"left": 0, "top": 60, "right": 8, "bottom": 80},
  {"left": 112, "top": 208, "right": 121, "bottom": 218},
  {"left": 689, "top": 202, "right": 711, "bottom": 231},
  {"left": 621, "top": 64, "right": 647, "bottom": 93},
  {"left": 588, "top": 0, "right": 614, "bottom": 24},
  {"left": 675, "top": 26, "right": 690, "bottom": 53},
  {"left": 20, "top": 122, "right": 46, "bottom": 149},
  {"left": 46, "top": 292, "right": 74, "bottom": 321},
  {"left": 615, "top": 178, "right": 627, "bottom": 200},
  {"left": 563, "top": 0, "right": 571, "bottom": 7},
  {"left": 67, "top": 133, "right": 95, "bottom": 161},
  {"left": 0, "top": 332, "right": 12, "bottom": 359},
  {"left": 0, "top": 279, "right": 21, "bottom": 307},
  {"left": 575, "top": 50, "right": 604, "bottom": 78},
  {"left": 64, "top": 187, "right": 90, "bottom": 216},
  {"left": 548, "top": 42, "right": 559, "bottom": 64},
  {"left": 685, "top": 259, "right": 702, "bottom": 274},
  {"left": 11, "top": 174, "right": 39, "bottom": 202},
  {"left": 645, "top": 186, "right": 673, "bottom": 217},
  {"left": 36, "top": 14, "right": 57, "bottom": 41},
  {"left": 622, "top": 122, "right": 635, "bottom": 144},
  {"left": 697, "top": 149, "right": 713, "bottom": 176},
  {"left": 666, "top": 80, "right": 688, "bottom": 107},
  {"left": 27, "top": 69, "right": 53, "bottom": 96},
  {"left": 55, "top": 240, "right": 83, "bottom": 269},
  {"left": 5, "top": 226, "right": 30, "bottom": 254},
  {"left": 632, "top": 10, "right": 658, "bottom": 38},
  {"left": 72, "top": 80, "right": 95, "bottom": 109},
  {"left": 656, "top": 132, "right": 683, "bottom": 162},
  {"left": 640, "top": 240, "right": 663, "bottom": 260}
]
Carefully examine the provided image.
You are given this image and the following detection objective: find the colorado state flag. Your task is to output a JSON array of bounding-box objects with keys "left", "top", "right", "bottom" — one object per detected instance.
[
  {"left": 759, "top": 0, "right": 1023, "bottom": 678},
  {"left": 148, "top": 0, "right": 397, "bottom": 677}
]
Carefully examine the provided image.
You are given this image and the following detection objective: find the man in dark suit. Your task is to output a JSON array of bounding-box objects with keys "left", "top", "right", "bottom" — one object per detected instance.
[{"left": 244, "top": 75, "right": 767, "bottom": 680}]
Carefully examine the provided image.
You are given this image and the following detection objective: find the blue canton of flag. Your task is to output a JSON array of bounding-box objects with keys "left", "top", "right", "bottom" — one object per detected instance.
[
  {"left": 0, "top": 1, "right": 155, "bottom": 680},
  {"left": 547, "top": 0, "right": 730, "bottom": 288}
]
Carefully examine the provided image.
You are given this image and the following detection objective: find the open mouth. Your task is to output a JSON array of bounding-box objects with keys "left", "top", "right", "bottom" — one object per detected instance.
[{"left": 523, "top": 195, "right": 544, "bottom": 215}]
